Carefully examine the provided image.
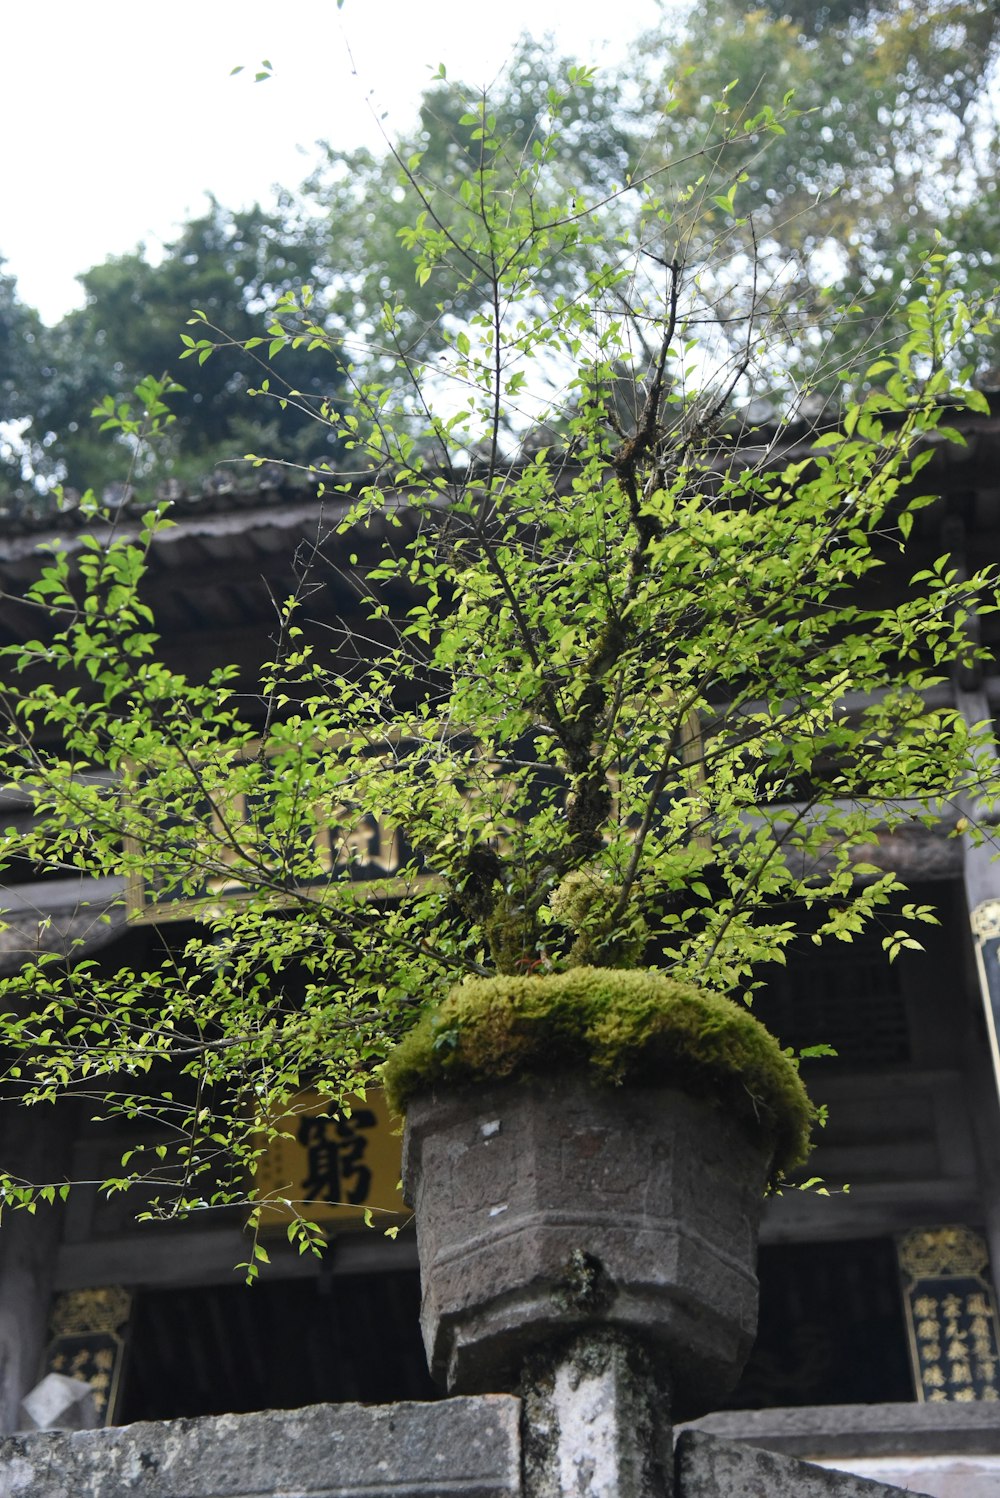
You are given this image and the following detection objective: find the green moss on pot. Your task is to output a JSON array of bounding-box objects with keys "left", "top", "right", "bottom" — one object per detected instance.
[{"left": 381, "top": 967, "right": 815, "bottom": 1182}]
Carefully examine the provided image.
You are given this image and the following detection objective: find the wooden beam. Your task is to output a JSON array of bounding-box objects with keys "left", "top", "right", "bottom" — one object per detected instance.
[{"left": 53, "top": 1224, "right": 418, "bottom": 1291}]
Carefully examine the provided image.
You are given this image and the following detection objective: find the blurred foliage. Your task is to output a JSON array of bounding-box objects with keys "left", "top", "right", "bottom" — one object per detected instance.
[
  {"left": 0, "top": 263, "right": 45, "bottom": 497},
  {"left": 633, "top": 0, "right": 1000, "bottom": 381},
  {"left": 292, "top": 37, "right": 637, "bottom": 371},
  {"left": 0, "top": 11, "right": 997, "bottom": 503}
]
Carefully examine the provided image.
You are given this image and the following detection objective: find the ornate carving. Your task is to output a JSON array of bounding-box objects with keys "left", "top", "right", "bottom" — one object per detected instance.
[
  {"left": 898, "top": 1226, "right": 989, "bottom": 1280},
  {"left": 47, "top": 1286, "right": 132, "bottom": 1338}
]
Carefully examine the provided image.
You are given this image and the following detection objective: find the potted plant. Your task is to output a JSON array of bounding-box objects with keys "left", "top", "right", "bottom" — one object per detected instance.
[
  {"left": 384, "top": 966, "right": 812, "bottom": 1400},
  {"left": 0, "top": 66, "right": 997, "bottom": 1408}
]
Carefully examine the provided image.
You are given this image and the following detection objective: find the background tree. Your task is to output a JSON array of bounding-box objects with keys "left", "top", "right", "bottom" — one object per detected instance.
[
  {"left": 0, "top": 263, "right": 45, "bottom": 499},
  {"left": 4, "top": 6, "right": 997, "bottom": 508},
  {"left": 631, "top": 0, "right": 1000, "bottom": 383},
  {"left": 292, "top": 37, "right": 636, "bottom": 376},
  {"left": 22, "top": 201, "right": 348, "bottom": 496}
]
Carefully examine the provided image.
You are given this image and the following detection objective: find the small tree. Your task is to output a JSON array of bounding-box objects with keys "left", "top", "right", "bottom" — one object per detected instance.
[{"left": 0, "top": 67, "right": 997, "bottom": 1246}]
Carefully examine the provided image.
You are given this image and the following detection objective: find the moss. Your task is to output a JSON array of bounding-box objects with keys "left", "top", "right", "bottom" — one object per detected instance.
[
  {"left": 548, "top": 868, "right": 648, "bottom": 967},
  {"left": 381, "top": 967, "right": 815, "bottom": 1183}
]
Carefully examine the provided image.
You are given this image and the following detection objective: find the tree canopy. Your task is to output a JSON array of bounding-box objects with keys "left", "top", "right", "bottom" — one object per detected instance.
[
  {"left": 292, "top": 38, "right": 636, "bottom": 368},
  {"left": 0, "top": 264, "right": 45, "bottom": 499},
  {"left": 1, "top": 7, "right": 997, "bottom": 506}
]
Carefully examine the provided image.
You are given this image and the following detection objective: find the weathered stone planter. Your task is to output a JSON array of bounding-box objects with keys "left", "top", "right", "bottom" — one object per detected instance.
[{"left": 401, "top": 1073, "right": 773, "bottom": 1403}]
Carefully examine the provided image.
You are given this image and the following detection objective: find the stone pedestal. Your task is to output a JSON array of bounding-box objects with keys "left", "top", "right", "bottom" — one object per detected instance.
[{"left": 402, "top": 1075, "right": 772, "bottom": 1401}]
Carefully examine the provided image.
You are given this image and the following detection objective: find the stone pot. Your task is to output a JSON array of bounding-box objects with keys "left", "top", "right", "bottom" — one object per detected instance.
[{"left": 401, "top": 1072, "right": 773, "bottom": 1404}]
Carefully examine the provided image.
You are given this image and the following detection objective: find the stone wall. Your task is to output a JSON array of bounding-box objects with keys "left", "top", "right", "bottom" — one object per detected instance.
[
  {"left": 0, "top": 1400, "right": 521, "bottom": 1498},
  {"left": 0, "top": 1397, "right": 947, "bottom": 1498}
]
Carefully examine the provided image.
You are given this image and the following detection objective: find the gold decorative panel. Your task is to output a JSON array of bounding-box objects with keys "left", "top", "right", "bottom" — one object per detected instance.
[
  {"left": 44, "top": 1286, "right": 132, "bottom": 1425},
  {"left": 897, "top": 1227, "right": 1000, "bottom": 1403}
]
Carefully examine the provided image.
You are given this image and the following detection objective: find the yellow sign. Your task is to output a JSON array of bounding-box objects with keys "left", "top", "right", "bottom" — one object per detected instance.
[{"left": 254, "top": 1089, "right": 405, "bottom": 1231}]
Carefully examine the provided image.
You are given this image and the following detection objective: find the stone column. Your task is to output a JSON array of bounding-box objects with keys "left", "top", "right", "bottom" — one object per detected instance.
[
  {"left": 0, "top": 1102, "right": 71, "bottom": 1433},
  {"left": 954, "top": 686, "right": 1000, "bottom": 1281},
  {"left": 520, "top": 1332, "right": 672, "bottom": 1498},
  {"left": 403, "top": 1075, "right": 772, "bottom": 1496}
]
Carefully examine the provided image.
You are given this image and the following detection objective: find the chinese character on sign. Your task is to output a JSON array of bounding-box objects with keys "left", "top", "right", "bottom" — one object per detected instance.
[
  {"left": 297, "top": 1109, "right": 377, "bottom": 1206},
  {"left": 254, "top": 1087, "right": 404, "bottom": 1231},
  {"left": 897, "top": 1227, "right": 1000, "bottom": 1404},
  {"left": 43, "top": 1289, "right": 131, "bottom": 1429}
]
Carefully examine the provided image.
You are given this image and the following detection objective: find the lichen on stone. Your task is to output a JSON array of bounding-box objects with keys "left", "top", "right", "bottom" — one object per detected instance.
[{"left": 380, "top": 966, "right": 815, "bottom": 1181}]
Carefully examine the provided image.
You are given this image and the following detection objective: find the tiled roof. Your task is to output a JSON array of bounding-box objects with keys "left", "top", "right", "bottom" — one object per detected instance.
[{"left": 1, "top": 388, "right": 997, "bottom": 542}]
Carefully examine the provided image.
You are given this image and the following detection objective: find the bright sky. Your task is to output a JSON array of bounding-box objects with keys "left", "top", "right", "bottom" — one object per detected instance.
[{"left": 1, "top": 0, "right": 673, "bottom": 325}]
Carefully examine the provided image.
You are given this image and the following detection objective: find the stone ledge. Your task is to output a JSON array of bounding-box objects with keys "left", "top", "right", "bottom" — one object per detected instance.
[
  {"left": 811, "top": 1452, "right": 1000, "bottom": 1498},
  {"left": 676, "top": 1430, "right": 925, "bottom": 1496},
  {"left": 0, "top": 1398, "right": 522, "bottom": 1498},
  {"left": 683, "top": 1402, "right": 1000, "bottom": 1458}
]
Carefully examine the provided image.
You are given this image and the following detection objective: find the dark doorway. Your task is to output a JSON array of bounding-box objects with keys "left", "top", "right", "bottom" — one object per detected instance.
[
  {"left": 118, "top": 1271, "right": 437, "bottom": 1422},
  {"left": 723, "top": 1237, "right": 914, "bottom": 1410}
]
